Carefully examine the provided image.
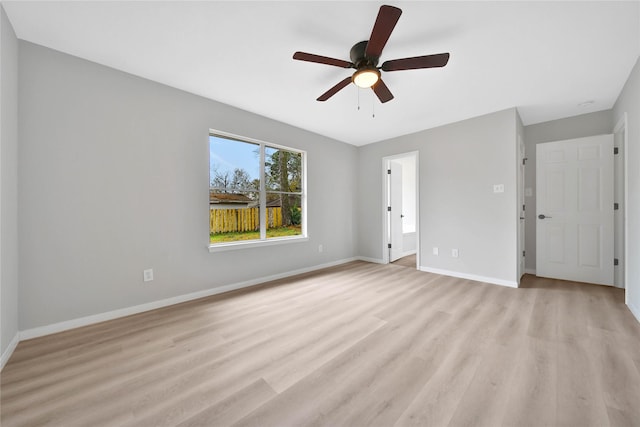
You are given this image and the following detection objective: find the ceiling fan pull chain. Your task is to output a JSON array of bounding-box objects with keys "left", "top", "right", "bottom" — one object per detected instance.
[
  {"left": 357, "top": 88, "right": 361, "bottom": 111},
  {"left": 372, "top": 95, "right": 375, "bottom": 118}
]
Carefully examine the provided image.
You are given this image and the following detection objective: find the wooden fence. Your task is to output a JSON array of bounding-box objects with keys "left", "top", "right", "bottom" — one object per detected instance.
[{"left": 210, "top": 207, "right": 282, "bottom": 233}]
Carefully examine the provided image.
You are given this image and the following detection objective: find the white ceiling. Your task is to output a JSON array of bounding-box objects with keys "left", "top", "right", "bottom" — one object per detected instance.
[{"left": 4, "top": 1, "right": 640, "bottom": 146}]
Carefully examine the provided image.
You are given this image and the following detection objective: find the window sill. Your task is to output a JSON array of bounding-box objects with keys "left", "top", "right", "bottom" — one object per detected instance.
[{"left": 208, "top": 235, "right": 309, "bottom": 252}]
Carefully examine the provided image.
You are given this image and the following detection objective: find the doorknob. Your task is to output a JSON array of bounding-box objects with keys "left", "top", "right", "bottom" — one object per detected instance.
[{"left": 538, "top": 214, "right": 552, "bottom": 219}]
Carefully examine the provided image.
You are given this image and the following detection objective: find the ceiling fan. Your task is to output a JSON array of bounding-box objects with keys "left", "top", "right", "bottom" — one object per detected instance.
[{"left": 293, "top": 5, "right": 450, "bottom": 103}]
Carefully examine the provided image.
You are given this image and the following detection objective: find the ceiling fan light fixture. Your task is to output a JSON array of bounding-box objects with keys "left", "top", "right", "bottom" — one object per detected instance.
[{"left": 352, "top": 68, "right": 380, "bottom": 88}]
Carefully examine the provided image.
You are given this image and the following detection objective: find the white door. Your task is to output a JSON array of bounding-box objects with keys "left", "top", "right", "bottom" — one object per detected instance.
[
  {"left": 536, "top": 135, "right": 614, "bottom": 286},
  {"left": 389, "top": 160, "right": 404, "bottom": 262}
]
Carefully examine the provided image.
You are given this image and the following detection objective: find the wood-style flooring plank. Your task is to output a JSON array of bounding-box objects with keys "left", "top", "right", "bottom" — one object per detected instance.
[{"left": 1, "top": 263, "right": 639, "bottom": 427}]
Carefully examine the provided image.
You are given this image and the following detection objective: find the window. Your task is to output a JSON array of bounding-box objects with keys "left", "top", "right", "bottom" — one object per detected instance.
[{"left": 209, "top": 131, "right": 306, "bottom": 249}]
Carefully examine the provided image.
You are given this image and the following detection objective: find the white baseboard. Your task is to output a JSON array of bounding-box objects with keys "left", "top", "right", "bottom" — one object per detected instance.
[
  {"left": 419, "top": 266, "right": 519, "bottom": 288},
  {"left": 20, "top": 257, "right": 358, "bottom": 341},
  {"left": 355, "top": 256, "right": 386, "bottom": 264},
  {"left": 1, "top": 333, "right": 20, "bottom": 371},
  {"left": 525, "top": 269, "right": 537, "bottom": 275},
  {"left": 628, "top": 301, "right": 640, "bottom": 324}
]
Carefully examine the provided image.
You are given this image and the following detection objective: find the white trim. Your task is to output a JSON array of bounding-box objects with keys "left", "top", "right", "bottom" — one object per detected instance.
[
  {"left": 419, "top": 266, "right": 519, "bottom": 288},
  {"left": 381, "top": 158, "right": 389, "bottom": 264},
  {"left": 355, "top": 256, "right": 386, "bottom": 264},
  {"left": 415, "top": 152, "right": 420, "bottom": 271},
  {"left": 381, "top": 151, "right": 420, "bottom": 265},
  {"left": 20, "top": 257, "right": 357, "bottom": 341},
  {"left": 1, "top": 333, "right": 20, "bottom": 370},
  {"left": 209, "top": 129, "right": 305, "bottom": 155},
  {"left": 628, "top": 301, "right": 640, "bottom": 324},
  {"left": 525, "top": 268, "right": 537, "bottom": 275},
  {"left": 613, "top": 113, "right": 629, "bottom": 302},
  {"left": 209, "top": 236, "right": 308, "bottom": 252}
]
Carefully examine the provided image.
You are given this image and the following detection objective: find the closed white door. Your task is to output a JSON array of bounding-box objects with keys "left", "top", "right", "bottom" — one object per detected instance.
[
  {"left": 536, "top": 134, "right": 614, "bottom": 286},
  {"left": 389, "top": 161, "right": 404, "bottom": 262}
]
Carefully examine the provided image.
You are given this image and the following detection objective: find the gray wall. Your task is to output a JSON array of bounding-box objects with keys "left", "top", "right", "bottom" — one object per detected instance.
[
  {"left": 358, "top": 108, "right": 519, "bottom": 285},
  {"left": 613, "top": 56, "right": 640, "bottom": 319},
  {"left": 0, "top": 6, "right": 19, "bottom": 362},
  {"left": 522, "top": 110, "right": 613, "bottom": 271},
  {"left": 18, "top": 42, "right": 358, "bottom": 330}
]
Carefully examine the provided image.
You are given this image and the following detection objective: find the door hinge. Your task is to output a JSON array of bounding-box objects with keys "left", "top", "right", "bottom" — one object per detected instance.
[
  {"left": 523, "top": 250, "right": 525, "bottom": 257},
  {"left": 387, "top": 169, "right": 391, "bottom": 174},
  {"left": 614, "top": 258, "right": 619, "bottom": 266},
  {"left": 614, "top": 147, "right": 619, "bottom": 155},
  {"left": 614, "top": 203, "right": 619, "bottom": 210},
  {"left": 388, "top": 243, "right": 392, "bottom": 249},
  {"left": 387, "top": 206, "right": 391, "bottom": 212},
  {"left": 523, "top": 204, "right": 525, "bottom": 211}
]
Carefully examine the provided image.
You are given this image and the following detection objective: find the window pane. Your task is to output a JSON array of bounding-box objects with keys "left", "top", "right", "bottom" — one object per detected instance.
[
  {"left": 210, "top": 136, "right": 260, "bottom": 192},
  {"left": 210, "top": 191, "right": 261, "bottom": 243},
  {"left": 209, "top": 133, "right": 305, "bottom": 247},
  {"left": 265, "top": 146, "right": 302, "bottom": 193},
  {"left": 265, "top": 193, "right": 303, "bottom": 239},
  {"left": 210, "top": 135, "right": 262, "bottom": 244}
]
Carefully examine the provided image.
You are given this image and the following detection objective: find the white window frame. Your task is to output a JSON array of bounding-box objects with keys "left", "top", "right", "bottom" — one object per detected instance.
[{"left": 208, "top": 129, "right": 307, "bottom": 252}]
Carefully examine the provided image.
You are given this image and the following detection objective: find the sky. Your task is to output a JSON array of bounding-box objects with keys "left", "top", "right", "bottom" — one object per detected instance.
[{"left": 209, "top": 135, "right": 260, "bottom": 180}]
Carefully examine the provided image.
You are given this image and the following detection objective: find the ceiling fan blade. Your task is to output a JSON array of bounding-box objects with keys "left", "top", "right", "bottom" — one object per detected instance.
[
  {"left": 317, "top": 77, "right": 352, "bottom": 101},
  {"left": 381, "top": 53, "right": 450, "bottom": 72},
  {"left": 365, "top": 5, "right": 402, "bottom": 58},
  {"left": 372, "top": 79, "right": 394, "bottom": 103},
  {"left": 293, "top": 52, "right": 353, "bottom": 68}
]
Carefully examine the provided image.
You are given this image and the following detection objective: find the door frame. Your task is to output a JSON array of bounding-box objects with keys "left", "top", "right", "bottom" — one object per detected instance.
[
  {"left": 382, "top": 151, "right": 419, "bottom": 268},
  {"left": 614, "top": 113, "right": 629, "bottom": 301},
  {"left": 518, "top": 133, "right": 526, "bottom": 281}
]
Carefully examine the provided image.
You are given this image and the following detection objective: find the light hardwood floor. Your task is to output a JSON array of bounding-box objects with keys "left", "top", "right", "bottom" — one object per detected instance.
[
  {"left": 391, "top": 254, "right": 416, "bottom": 268},
  {"left": 2, "top": 261, "right": 640, "bottom": 427}
]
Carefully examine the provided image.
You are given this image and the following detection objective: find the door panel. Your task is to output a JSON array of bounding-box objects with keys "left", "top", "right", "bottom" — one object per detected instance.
[
  {"left": 536, "top": 134, "right": 613, "bottom": 286},
  {"left": 546, "top": 224, "right": 565, "bottom": 263},
  {"left": 577, "top": 224, "right": 601, "bottom": 268}
]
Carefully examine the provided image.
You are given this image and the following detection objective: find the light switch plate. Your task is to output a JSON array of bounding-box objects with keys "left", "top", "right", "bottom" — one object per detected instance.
[{"left": 493, "top": 184, "right": 505, "bottom": 193}]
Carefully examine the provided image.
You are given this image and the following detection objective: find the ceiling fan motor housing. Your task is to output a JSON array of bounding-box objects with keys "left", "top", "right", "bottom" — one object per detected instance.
[{"left": 350, "top": 40, "right": 379, "bottom": 69}]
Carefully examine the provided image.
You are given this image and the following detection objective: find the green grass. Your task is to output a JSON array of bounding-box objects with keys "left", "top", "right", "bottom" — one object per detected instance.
[{"left": 210, "top": 225, "right": 302, "bottom": 244}]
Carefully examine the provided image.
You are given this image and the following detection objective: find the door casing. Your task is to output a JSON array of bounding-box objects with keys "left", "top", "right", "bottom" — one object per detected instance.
[{"left": 382, "top": 152, "right": 419, "bottom": 267}]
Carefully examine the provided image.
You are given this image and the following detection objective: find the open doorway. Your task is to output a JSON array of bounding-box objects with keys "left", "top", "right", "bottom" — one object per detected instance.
[{"left": 382, "top": 152, "right": 419, "bottom": 268}]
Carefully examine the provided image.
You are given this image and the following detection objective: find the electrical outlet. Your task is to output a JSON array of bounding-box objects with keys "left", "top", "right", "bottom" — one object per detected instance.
[
  {"left": 433, "top": 247, "right": 439, "bottom": 255},
  {"left": 318, "top": 244, "right": 323, "bottom": 253},
  {"left": 452, "top": 249, "right": 459, "bottom": 258},
  {"left": 493, "top": 184, "right": 505, "bottom": 193},
  {"left": 143, "top": 269, "right": 154, "bottom": 282}
]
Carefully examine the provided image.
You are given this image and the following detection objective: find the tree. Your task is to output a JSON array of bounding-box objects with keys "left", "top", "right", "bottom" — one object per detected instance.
[
  {"left": 211, "top": 168, "right": 257, "bottom": 194},
  {"left": 211, "top": 169, "right": 231, "bottom": 192},
  {"left": 231, "top": 168, "right": 254, "bottom": 191},
  {"left": 265, "top": 150, "right": 302, "bottom": 226}
]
